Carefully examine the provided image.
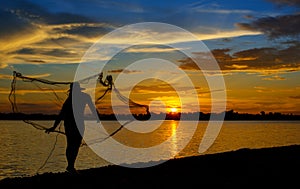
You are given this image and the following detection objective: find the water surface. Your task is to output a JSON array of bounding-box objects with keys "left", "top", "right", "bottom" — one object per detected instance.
[{"left": 0, "top": 120, "right": 299, "bottom": 180}]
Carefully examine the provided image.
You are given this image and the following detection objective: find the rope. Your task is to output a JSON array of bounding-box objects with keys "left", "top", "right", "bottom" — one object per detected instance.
[
  {"left": 82, "top": 119, "right": 134, "bottom": 146},
  {"left": 113, "top": 85, "right": 149, "bottom": 114},
  {"left": 36, "top": 124, "right": 62, "bottom": 174},
  {"left": 96, "top": 87, "right": 112, "bottom": 102},
  {"left": 8, "top": 72, "right": 18, "bottom": 113}
]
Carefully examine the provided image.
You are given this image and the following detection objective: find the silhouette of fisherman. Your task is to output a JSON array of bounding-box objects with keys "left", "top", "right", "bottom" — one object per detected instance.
[{"left": 45, "top": 82, "right": 99, "bottom": 174}]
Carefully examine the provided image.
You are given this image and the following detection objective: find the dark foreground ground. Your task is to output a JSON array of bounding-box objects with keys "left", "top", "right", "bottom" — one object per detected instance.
[{"left": 0, "top": 145, "right": 299, "bottom": 189}]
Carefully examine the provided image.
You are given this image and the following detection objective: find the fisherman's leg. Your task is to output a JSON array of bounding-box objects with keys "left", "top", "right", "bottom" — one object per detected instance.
[{"left": 66, "top": 137, "right": 82, "bottom": 171}]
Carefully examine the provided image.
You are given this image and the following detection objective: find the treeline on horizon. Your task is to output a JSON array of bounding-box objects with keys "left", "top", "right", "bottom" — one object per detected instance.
[{"left": 0, "top": 109, "right": 299, "bottom": 120}]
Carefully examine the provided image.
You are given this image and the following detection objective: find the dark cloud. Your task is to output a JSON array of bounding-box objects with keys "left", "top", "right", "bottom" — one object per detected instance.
[
  {"left": 44, "top": 49, "right": 78, "bottom": 57},
  {"left": 178, "top": 49, "right": 233, "bottom": 70},
  {"left": 44, "top": 13, "right": 94, "bottom": 25},
  {"left": 178, "top": 44, "right": 300, "bottom": 71},
  {"left": 289, "top": 95, "right": 300, "bottom": 99},
  {"left": 34, "top": 37, "right": 83, "bottom": 48},
  {"left": 14, "top": 48, "right": 35, "bottom": 54},
  {"left": 108, "top": 69, "right": 141, "bottom": 74},
  {"left": 267, "top": 0, "right": 300, "bottom": 7},
  {"left": 237, "top": 0, "right": 300, "bottom": 39},
  {"left": 0, "top": 0, "right": 110, "bottom": 40},
  {"left": 236, "top": 13, "right": 300, "bottom": 39},
  {"left": 25, "top": 59, "right": 47, "bottom": 63},
  {"left": 0, "top": 9, "right": 36, "bottom": 39},
  {"left": 14, "top": 48, "right": 78, "bottom": 57},
  {"left": 2, "top": 0, "right": 94, "bottom": 24},
  {"left": 0, "top": 1, "right": 45, "bottom": 40},
  {"left": 53, "top": 24, "right": 113, "bottom": 38}
]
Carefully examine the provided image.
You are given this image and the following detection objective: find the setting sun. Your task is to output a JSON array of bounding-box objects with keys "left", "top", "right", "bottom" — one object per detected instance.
[{"left": 170, "top": 108, "right": 178, "bottom": 113}]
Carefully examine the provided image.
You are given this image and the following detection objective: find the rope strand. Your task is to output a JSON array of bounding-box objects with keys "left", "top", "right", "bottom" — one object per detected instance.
[{"left": 36, "top": 124, "right": 62, "bottom": 174}]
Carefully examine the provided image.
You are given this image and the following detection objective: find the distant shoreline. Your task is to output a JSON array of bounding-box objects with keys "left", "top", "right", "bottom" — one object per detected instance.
[
  {"left": 0, "top": 144, "right": 299, "bottom": 188},
  {"left": 1, "top": 110, "right": 300, "bottom": 120}
]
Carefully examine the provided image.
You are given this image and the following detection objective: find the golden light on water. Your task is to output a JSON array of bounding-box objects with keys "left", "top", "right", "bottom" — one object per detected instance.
[{"left": 170, "top": 120, "right": 179, "bottom": 157}]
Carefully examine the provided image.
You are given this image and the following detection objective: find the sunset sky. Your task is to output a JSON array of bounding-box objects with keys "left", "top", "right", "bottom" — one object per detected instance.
[{"left": 0, "top": 0, "right": 299, "bottom": 115}]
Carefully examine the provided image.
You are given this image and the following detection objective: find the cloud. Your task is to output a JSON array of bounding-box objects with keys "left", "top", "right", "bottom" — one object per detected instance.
[
  {"left": 25, "top": 73, "right": 51, "bottom": 78},
  {"left": 0, "top": 63, "right": 8, "bottom": 69},
  {"left": 193, "top": 28, "right": 262, "bottom": 41},
  {"left": 289, "top": 95, "right": 300, "bottom": 99},
  {"left": 125, "top": 47, "right": 180, "bottom": 53},
  {"left": 0, "top": 74, "right": 13, "bottom": 79},
  {"left": 236, "top": 0, "right": 300, "bottom": 39},
  {"left": 24, "top": 59, "right": 47, "bottom": 64},
  {"left": 0, "top": 8, "right": 48, "bottom": 63},
  {"left": 267, "top": 0, "right": 300, "bottom": 7},
  {"left": 131, "top": 83, "right": 177, "bottom": 94},
  {"left": 50, "top": 23, "right": 115, "bottom": 39},
  {"left": 108, "top": 69, "right": 141, "bottom": 74},
  {"left": 0, "top": 1, "right": 115, "bottom": 65},
  {"left": 0, "top": 88, "right": 65, "bottom": 95},
  {"left": 226, "top": 96, "right": 299, "bottom": 114},
  {"left": 0, "top": 73, "right": 51, "bottom": 80},
  {"left": 178, "top": 44, "right": 300, "bottom": 73},
  {"left": 0, "top": 9, "right": 36, "bottom": 40},
  {"left": 1, "top": 23, "right": 114, "bottom": 64},
  {"left": 11, "top": 46, "right": 83, "bottom": 64},
  {"left": 15, "top": 48, "right": 78, "bottom": 57},
  {"left": 262, "top": 75, "right": 286, "bottom": 80},
  {"left": 193, "top": 9, "right": 253, "bottom": 14},
  {"left": 0, "top": 0, "right": 263, "bottom": 65},
  {"left": 34, "top": 37, "right": 82, "bottom": 48},
  {"left": 225, "top": 64, "right": 249, "bottom": 69},
  {"left": 236, "top": 14, "right": 300, "bottom": 39}
]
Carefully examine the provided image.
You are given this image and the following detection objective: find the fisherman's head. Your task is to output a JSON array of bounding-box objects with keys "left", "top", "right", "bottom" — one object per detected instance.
[{"left": 106, "top": 75, "right": 113, "bottom": 85}]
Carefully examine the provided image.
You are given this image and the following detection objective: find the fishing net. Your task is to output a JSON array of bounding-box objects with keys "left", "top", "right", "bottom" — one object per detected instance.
[{"left": 8, "top": 71, "right": 150, "bottom": 134}]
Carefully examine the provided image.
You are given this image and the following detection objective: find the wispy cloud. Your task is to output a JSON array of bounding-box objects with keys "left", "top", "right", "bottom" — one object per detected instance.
[
  {"left": 0, "top": 74, "right": 12, "bottom": 79},
  {"left": 262, "top": 75, "right": 286, "bottom": 80},
  {"left": 125, "top": 47, "right": 180, "bottom": 53},
  {"left": 194, "top": 29, "right": 262, "bottom": 40},
  {"left": 194, "top": 9, "right": 253, "bottom": 14},
  {"left": 0, "top": 88, "right": 66, "bottom": 95}
]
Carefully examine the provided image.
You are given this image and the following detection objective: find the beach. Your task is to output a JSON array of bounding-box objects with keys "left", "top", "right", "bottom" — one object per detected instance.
[{"left": 0, "top": 144, "right": 299, "bottom": 189}]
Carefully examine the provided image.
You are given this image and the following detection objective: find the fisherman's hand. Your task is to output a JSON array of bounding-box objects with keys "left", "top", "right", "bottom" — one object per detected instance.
[{"left": 45, "top": 127, "right": 56, "bottom": 134}]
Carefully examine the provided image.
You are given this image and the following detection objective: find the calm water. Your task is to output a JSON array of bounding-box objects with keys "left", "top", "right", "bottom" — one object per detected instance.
[{"left": 0, "top": 120, "right": 300, "bottom": 180}]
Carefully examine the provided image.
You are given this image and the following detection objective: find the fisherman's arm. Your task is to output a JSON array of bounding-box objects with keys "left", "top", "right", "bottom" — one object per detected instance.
[{"left": 45, "top": 109, "right": 63, "bottom": 133}]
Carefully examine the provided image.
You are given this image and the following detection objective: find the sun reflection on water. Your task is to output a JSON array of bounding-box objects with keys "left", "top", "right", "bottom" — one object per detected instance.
[{"left": 170, "top": 120, "right": 179, "bottom": 157}]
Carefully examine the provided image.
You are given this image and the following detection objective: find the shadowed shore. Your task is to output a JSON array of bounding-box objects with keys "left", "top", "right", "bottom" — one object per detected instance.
[{"left": 0, "top": 145, "right": 299, "bottom": 189}]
